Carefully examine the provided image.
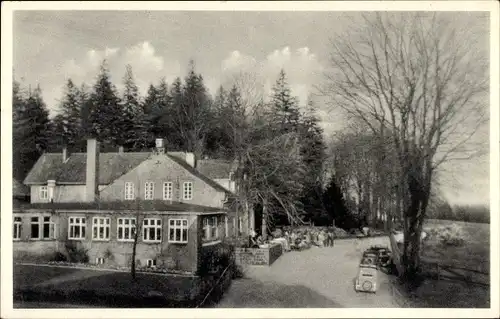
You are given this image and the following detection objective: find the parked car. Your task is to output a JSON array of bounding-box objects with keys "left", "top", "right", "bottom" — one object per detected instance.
[
  {"left": 367, "top": 245, "right": 392, "bottom": 267},
  {"left": 355, "top": 262, "right": 378, "bottom": 293}
]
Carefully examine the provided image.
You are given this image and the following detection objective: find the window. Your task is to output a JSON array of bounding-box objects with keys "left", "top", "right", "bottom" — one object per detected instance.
[
  {"left": 40, "top": 186, "right": 48, "bottom": 200},
  {"left": 203, "top": 216, "right": 219, "bottom": 241},
  {"left": 146, "top": 259, "right": 157, "bottom": 268},
  {"left": 124, "top": 182, "right": 135, "bottom": 200},
  {"left": 143, "top": 218, "right": 162, "bottom": 242},
  {"left": 168, "top": 219, "right": 188, "bottom": 243},
  {"left": 92, "top": 217, "right": 110, "bottom": 240},
  {"left": 13, "top": 217, "right": 22, "bottom": 240},
  {"left": 163, "top": 182, "right": 173, "bottom": 200},
  {"left": 30, "top": 217, "right": 40, "bottom": 239},
  {"left": 117, "top": 218, "right": 136, "bottom": 241},
  {"left": 95, "top": 257, "right": 105, "bottom": 265},
  {"left": 42, "top": 216, "right": 56, "bottom": 239},
  {"left": 68, "top": 217, "right": 86, "bottom": 240},
  {"left": 144, "top": 181, "right": 154, "bottom": 200},
  {"left": 183, "top": 182, "right": 193, "bottom": 200}
]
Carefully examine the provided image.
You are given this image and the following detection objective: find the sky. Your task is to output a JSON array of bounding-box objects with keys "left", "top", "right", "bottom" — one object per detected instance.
[{"left": 12, "top": 10, "right": 491, "bottom": 206}]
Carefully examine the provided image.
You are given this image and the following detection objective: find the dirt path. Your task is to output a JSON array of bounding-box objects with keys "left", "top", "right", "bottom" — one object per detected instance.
[{"left": 217, "top": 237, "right": 403, "bottom": 308}]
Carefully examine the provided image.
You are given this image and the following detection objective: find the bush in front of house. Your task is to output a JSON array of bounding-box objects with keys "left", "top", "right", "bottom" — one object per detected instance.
[
  {"left": 64, "top": 240, "right": 89, "bottom": 263},
  {"left": 51, "top": 251, "right": 68, "bottom": 262}
]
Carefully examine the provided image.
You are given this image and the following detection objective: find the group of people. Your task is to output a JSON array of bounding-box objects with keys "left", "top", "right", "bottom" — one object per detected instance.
[
  {"left": 285, "top": 227, "right": 336, "bottom": 250},
  {"left": 247, "top": 227, "right": 338, "bottom": 251}
]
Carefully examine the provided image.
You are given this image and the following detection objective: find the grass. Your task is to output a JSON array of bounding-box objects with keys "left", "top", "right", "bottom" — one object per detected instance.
[
  {"left": 407, "top": 219, "right": 491, "bottom": 308},
  {"left": 422, "top": 219, "right": 490, "bottom": 273},
  {"left": 14, "top": 264, "right": 199, "bottom": 308}
]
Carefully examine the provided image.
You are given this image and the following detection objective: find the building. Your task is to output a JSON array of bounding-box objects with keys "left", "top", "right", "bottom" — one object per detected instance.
[{"left": 13, "top": 138, "right": 250, "bottom": 274}]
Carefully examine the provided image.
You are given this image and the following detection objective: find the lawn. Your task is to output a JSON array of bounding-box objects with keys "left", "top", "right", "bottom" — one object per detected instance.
[
  {"left": 422, "top": 219, "right": 490, "bottom": 273},
  {"left": 14, "top": 264, "right": 199, "bottom": 308},
  {"left": 407, "top": 219, "right": 491, "bottom": 308}
]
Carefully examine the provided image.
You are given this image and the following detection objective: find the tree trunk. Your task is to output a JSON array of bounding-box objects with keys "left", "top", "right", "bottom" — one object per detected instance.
[
  {"left": 262, "top": 197, "right": 268, "bottom": 239},
  {"left": 402, "top": 174, "right": 431, "bottom": 284},
  {"left": 131, "top": 231, "right": 138, "bottom": 280}
]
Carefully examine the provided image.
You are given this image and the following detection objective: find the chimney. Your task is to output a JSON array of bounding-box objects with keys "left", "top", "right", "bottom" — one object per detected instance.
[
  {"left": 118, "top": 146, "right": 124, "bottom": 154},
  {"left": 155, "top": 138, "right": 165, "bottom": 155},
  {"left": 62, "top": 148, "right": 68, "bottom": 162},
  {"left": 85, "top": 139, "right": 100, "bottom": 202},
  {"left": 47, "top": 180, "right": 56, "bottom": 202},
  {"left": 185, "top": 152, "right": 196, "bottom": 168}
]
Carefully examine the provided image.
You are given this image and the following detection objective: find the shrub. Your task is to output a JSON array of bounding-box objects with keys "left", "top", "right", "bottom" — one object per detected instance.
[
  {"left": 51, "top": 251, "right": 68, "bottom": 262},
  {"left": 64, "top": 241, "right": 89, "bottom": 263},
  {"left": 435, "top": 224, "right": 466, "bottom": 247}
]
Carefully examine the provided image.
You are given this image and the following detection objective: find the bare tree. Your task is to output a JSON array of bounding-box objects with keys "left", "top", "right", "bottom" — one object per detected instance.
[{"left": 320, "top": 12, "right": 488, "bottom": 279}]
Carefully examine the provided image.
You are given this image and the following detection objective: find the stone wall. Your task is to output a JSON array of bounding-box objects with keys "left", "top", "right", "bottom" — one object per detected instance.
[{"left": 234, "top": 243, "right": 283, "bottom": 266}]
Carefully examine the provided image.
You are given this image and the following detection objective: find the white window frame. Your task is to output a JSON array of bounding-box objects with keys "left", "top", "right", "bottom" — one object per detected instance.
[
  {"left": 183, "top": 182, "right": 193, "bottom": 200},
  {"left": 92, "top": 217, "right": 111, "bottom": 241},
  {"left": 68, "top": 216, "right": 86, "bottom": 240},
  {"left": 39, "top": 186, "right": 48, "bottom": 200},
  {"left": 142, "top": 218, "right": 162, "bottom": 243},
  {"left": 13, "top": 216, "right": 22, "bottom": 240},
  {"left": 144, "top": 181, "right": 154, "bottom": 200},
  {"left": 168, "top": 218, "right": 188, "bottom": 243},
  {"left": 117, "top": 217, "right": 136, "bottom": 242},
  {"left": 30, "top": 217, "right": 41, "bottom": 240},
  {"left": 42, "top": 216, "right": 56, "bottom": 240},
  {"left": 95, "top": 257, "right": 105, "bottom": 265},
  {"left": 124, "top": 182, "right": 135, "bottom": 200},
  {"left": 203, "top": 216, "right": 219, "bottom": 241},
  {"left": 163, "top": 182, "right": 173, "bottom": 200}
]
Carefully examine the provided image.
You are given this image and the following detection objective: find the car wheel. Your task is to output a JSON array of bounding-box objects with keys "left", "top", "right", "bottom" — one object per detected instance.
[{"left": 362, "top": 281, "right": 372, "bottom": 291}]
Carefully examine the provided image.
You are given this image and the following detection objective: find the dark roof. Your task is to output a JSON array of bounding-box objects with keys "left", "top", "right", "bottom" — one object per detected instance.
[
  {"left": 24, "top": 152, "right": 151, "bottom": 185},
  {"left": 13, "top": 200, "right": 226, "bottom": 213},
  {"left": 13, "top": 179, "right": 30, "bottom": 197},
  {"left": 23, "top": 150, "right": 233, "bottom": 194},
  {"left": 166, "top": 155, "right": 232, "bottom": 193},
  {"left": 197, "top": 160, "right": 233, "bottom": 179}
]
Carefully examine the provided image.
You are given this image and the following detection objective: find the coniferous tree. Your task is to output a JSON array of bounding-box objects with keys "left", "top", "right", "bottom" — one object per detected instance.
[
  {"left": 13, "top": 83, "right": 52, "bottom": 181},
  {"left": 155, "top": 78, "right": 180, "bottom": 149},
  {"left": 269, "top": 69, "right": 301, "bottom": 134},
  {"left": 88, "top": 60, "right": 122, "bottom": 149},
  {"left": 119, "top": 65, "right": 148, "bottom": 151},
  {"left": 207, "top": 85, "right": 233, "bottom": 158},
  {"left": 55, "top": 79, "right": 82, "bottom": 150},
  {"left": 298, "top": 97, "right": 327, "bottom": 224},
  {"left": 169, "top": 77, "right": 185, "bottom": 150},
  {"left": 180, "top": 61, "right": 213, "bottom": 157}
]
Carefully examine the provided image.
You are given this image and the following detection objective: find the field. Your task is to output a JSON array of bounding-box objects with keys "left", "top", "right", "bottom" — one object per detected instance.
[
  {"left": 422, "top": 219, "right": 490, "bottom": 273},
  {"left": 408, "top": 219, "right": 491, "bottom": 308}
]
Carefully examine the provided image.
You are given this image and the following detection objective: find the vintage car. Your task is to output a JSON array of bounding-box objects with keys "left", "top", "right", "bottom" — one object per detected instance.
[
  {"left": 355, "top": 251, "right": 379, "bottom": 293},
  {"left": 367, "top": 245, "right": 392, "bottom": 267},
  {"left": 362, "top": 251, "right": 379, "bottom": 267}
]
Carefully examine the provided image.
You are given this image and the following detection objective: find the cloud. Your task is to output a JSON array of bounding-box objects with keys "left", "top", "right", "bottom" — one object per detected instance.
[
  {"left": 51, "top": 41, "right": 181, "bottom": 111},
  {"left": 220, "top": 46, "right": 323, "bottom": 106},
  {"left": 48, "top": 44, "right": 323, "bottom": 119},
  {"left": 221, "top": 50, "right": 257, "bottom": 72}
]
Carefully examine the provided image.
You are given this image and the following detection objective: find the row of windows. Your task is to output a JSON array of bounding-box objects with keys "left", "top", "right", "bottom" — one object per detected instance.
[
  {"left": 13, "top": 216, "right": 56, "bottom": 240},
  {"left": 38, "top": 182, "right": 194, "bottom": 201},
  {"left": 124, "top": 181, "right": 192, "bottom": 201},
  {"left": 14, "top": 216, "right": 190, "bottom": 244}
]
